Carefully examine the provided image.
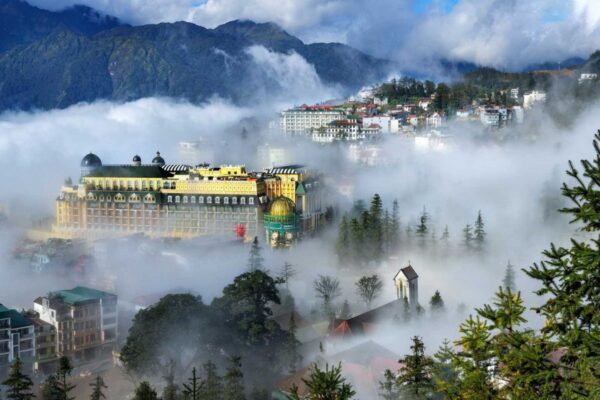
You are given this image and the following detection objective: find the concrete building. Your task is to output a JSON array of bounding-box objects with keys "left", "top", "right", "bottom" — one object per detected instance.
[
  {"left": 362, "top": 116, "right": 399, "bottom": 133},
  {"left": 523, "top": 90, "right": 547, "bottom": 109},
  {"left": 53, "top": 153, "right": 330, "bottom": 244},
  {"left": 25, "top": 312, "right": 58, "bottom": 373},
  {"left": 280, "top": 105, "right": 346, "bottom": 135},
  {"left": 426, "top": 112, "right": 443, "bottom": 128},
  {"left": 33, "top": 287, "right": 118, "bottom": 363},
  {"left": 0, "top": 305, "right": 35, "bottom": 377},
  {"left": 312, "top": 120, "right": 381, "bottom": 143}
]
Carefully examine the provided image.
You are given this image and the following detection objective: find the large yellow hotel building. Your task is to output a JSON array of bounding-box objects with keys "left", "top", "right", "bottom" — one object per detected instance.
[{"left": 53, "top": 152, "right": 328, "bottom": 243}]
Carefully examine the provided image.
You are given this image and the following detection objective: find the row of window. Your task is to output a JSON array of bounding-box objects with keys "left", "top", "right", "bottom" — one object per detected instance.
[
  {"left": 167, "top": 195, "right": 255, "bottom": 205},
  {"left": 90, "top": 179, "right": 176, "bottom": 191}
]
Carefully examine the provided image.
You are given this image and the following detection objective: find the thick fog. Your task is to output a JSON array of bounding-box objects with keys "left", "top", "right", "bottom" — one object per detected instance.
[{"left": 1, "top": 53, "right": 600, "bottom": 397}]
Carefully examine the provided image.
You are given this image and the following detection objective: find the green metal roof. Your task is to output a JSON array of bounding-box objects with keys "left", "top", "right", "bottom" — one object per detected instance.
[
  {"left": 0, "top": 306, "right": 33, "bottom": 328},
  {"left": 50, "top": 286, "right": 115, "bottom": 305},
  {"left": 86, "top": 166, "right": 173, "bottom": 178}
]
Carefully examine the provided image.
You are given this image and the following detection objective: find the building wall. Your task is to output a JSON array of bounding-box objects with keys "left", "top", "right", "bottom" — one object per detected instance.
[{"left": 280, "top": 109, "right": 346, "bottom": 135}]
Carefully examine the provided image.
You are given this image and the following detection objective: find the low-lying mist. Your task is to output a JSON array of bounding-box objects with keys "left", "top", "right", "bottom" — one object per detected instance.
[{"left": 1, "top": 79, "right": 599, "bottom": 392}]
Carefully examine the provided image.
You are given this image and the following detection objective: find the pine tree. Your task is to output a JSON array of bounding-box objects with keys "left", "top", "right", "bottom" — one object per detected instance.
[
  {"left": 162, "top": 361, "right": 178, "bottom": 400},
  {"left": 502, "top": 261, "right": 516, "bottom": 291},
  {"left": 183, "top": 367, "right": 202, "bottom": 400},
  {"left": 287, "top": 363, "right": 355, "bottom": 400},
  {"left": 56, "top": 356, "right": 75, "bottom": 400},
  {"left": 396, "top": 336, "right": 434, "bottom": 398},
  {"left": 90, "top": 376, "right": 107, "bottom": 400},
  {"left": 279, "top": 261, "right": 296, "bottom": 290},
  {"left": 349, "top": 218, "right": 364, "bottom": 263},
  {"left": 462, "top": 224, "right": 473, "bottom": 250},
  {"left": 473, "top": 211, "right": 486, "bottom": 251},
  {"left": 390, "top": 199, "right": 401, "bottom": 250},
  {"left": 247, "top": 236, "right": 264, "bottom": 271},
  {"left": 200, "top": 360, "right": 223, "bottom": 400},
  {"left": 41, "top": 374, "right": 60, "bottom": 400},
  {"left": 223, "top": 356, "right": 245, "bottom": 400},
  {"left": 339, "top": 300, "right": 351, "bottom": 320},
  {"left": 441, "top": 225, "right": 450, "bottom": 244},
  {"left": 285, "top": 313, "right": 302, "bottom": 374},
  {"left": 378, "top": 369, "right": 401, "bottom": 400},
  {"left": 2, "top": 357, "right": 35, "bottom": 400},
  {"left": 429, "top": 290, "right": 445, "bottom": 313},
  {"left": 415, "top": 207, "right": 429, "bottom": 247},
  {"left": 431, "top": 339, "right": 459, "bottom": 398},
  {"left": 133, "top": 381, "right": 158, "bottom": 400},
  {"left": 335, "top": 216, "right": 351, "bottom": 263}
]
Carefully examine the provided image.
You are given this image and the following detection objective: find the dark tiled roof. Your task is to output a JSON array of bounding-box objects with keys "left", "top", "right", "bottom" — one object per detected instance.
[
  {"left": 331, "top": 298, "right": 403, "bottom": 337},
  {"left": 86, "top": 165, "right": 173, "bottom": 178},
  {"left": 401, "top": 265, "right": 418, "bottom": 280},
  {"left": 0, "top": 308, "right": 33, "bottom": 328}
]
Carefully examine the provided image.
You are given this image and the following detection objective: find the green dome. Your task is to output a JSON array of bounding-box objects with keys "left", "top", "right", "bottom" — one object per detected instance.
[{"left": 269, "top": 196, "right": 296, "bottom": 217}]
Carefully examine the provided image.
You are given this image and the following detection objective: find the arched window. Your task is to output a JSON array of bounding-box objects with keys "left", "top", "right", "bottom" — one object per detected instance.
[
  {"left": 168, "top": 195, "right": 173, "bottom": 203},
  {"left": 215, "top": 197, "right": 221, "bottom": 204},
  {"left": 142, "top": 181, "right": 147, "bottom": 190},
  {"left": 134, "top": 181, "right": 140, "bottom": 190},
  {"left": 199, "top": 196, "right": 204, "bottom": 204},
  {"left": 183, "top": 196, "right": 188, "bottom": 204},
  {"left": 191, "top": 196, "right": 196, "bottom": 204},
  {"left": 175, "top": 196, "right": 181, "bottom": 203},
  {"left": 207, "top": 196, "right": 212, "bottom": 204},
  {"left": 240, "top": 197, "right": 246, "bottom": 205},
  {"left": 232, "top": 197, "right": 238, "bottom": 205},
  {"left": 249, "top": 197, "right": 254, "bottom": 205}
]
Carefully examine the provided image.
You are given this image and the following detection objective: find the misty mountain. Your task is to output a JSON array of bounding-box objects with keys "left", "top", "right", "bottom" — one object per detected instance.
[
  {"left": 0, "top": 1, "right": 391, "bottom": 111},
  {"left": 522, "top": 56, "right": 586, "bottom": 72}
]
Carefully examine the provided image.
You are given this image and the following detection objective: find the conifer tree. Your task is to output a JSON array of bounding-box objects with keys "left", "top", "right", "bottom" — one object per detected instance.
[
  {"left": 462, "top": 224, "right": 473, "bottom": 249},
  {"left": 287, "top": 363, "right": 355, "bottom": 400},
  {"left": 90, "top": 376, "right": 107, "bottom": 400},
  {"left": 339, "top": 300, "right": 351, "bottom": 320},
  {"left": 285, "top": 313, "right": 302, "bottom": 374},
  {"left": 396, "top": 336, "right": 434, "bottom": 399},
  {"left": 223, "top": 356, "right": 245, "bottom": 400},
  {"left": 415, "top": 207, "right": 429, "bottom": 247},
  {"left": 431, "top": 339, "right": 459, "bottom": 398},
  {"left": 133, "top": 381, "right": 158, "bottom": 400},
  {"left": 349, "top": 218, "right": 363, "bottom": 263},
  {"left": 524, "top": 132, "right": 600, "bottom": 396},
  {"left": 200, "top": 360, "right": 223, "bottom": 400},
  {"left": 183, "top": 367, "right": 202, "bottom": 400},
  {"left": 378, "top": 369, "right": 401, "bottom": 400},
  {"left": 162, "top": 361, "right": 178, "bottom": 400},
  {"left": 502, "top": 261, "right": 516, "bottom": 291},
  {"left": 279, "top": 261, "right": 296, "bottom": 290},
  {"left": 429, "top": 290, "right": 445, "bottom": 313},
  {"left": 473, "top": 211, "right": 486, "bottom": 251},
  {"left": 441, "top": 225, "right": 450, "bottom": 244},
  {"left": 41, "top": 374, "right": 60, "bottom": 400},
  {"left": 335, "top": 216, "right": 351, "bottom": 263},
  {"left": 2, "top": 357, "right": 35, "bottom": 400},
  {"left": 247, "top": 236, "right": 264, "bottom": 271},
  {"left": 56, "top": 356, "right": 75, "bottom": 400},
  {"left": 314, "top": 275, "right": 341, "bottom": 319},
  {"left": 390, "top": 199, "right": 401, "bottom": 250}
]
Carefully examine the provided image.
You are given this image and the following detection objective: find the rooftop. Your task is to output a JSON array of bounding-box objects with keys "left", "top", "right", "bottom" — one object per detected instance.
[
  {"left": 85, "top": 165, "right": 174, "bottom": 178},
  {"left": 49, "top": 286, "right": 116, "bottom": 305},
  {"left": 0, "top": 304, "right": 34, "bottom": 328}
]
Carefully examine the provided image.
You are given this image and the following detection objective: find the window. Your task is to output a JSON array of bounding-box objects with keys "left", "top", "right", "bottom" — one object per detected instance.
[
  {"left": 215, "top": 197, "right": 221, "bottom": 204},
  {"left": 168, "top": 195, "right": 173, "bottom": 203},
  {"left": 191, "top": 196, "right": 196, "bottom": 204},
  {"left": 142, "top": 181, "right": 147, "bottom": 190},
  {"left": 175, "top": 196, "right": 181, "bottom": 203},
  {"left": 164, "top": 182, "right": 170, "bottom": 189},
  {"left": 232, "top": 197, "right": 237, "bottom": 205},
  {"left": 240, "top": 197, "right": 246, "bottom": 205},
  {"left": 157, "top": 181, "right": 161, "bottom": 189},
  {"left": 149, "top": 181, "right": 154, "bottom": 190},
  {"left": 199, "top": 196, "right": 204, "bottom": 204},
  {"left": 172, "top": 182, "right": 177, "bottom": 189},
  {"left": 207, "top": 196, "right": 212, "bottom": 204},
  {"left": 120, "top": 180, "right": 124, "bottom": 190},
  {"left": 249, "top": 197, "right": 254, "bottom": 205},
  {"left": 224, "top": 197, "right": 229, "bottom": 204},
  {"left": 107, "top": 195, "right": 111, "bottom": 202},
  {"left": 127, "top": 180, "right": 132, "bottom": 190},
  {"left": 183, "top": 196, "right": 188, "bottom": 204},
  {"left": 134, "top": 181, "right": 140, "bottom": 190}
]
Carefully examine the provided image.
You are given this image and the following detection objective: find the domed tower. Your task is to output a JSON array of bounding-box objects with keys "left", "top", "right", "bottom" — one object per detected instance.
[
  {"left": 80, "top": 152, "right": 102, "bottom": 176},
  {"left": 264, "top": 196, "right": 299, "bottom": 247},
  {"left": 132, "top": 155, "right": 142, "bottom": 166},
  {"left": 152, "top": 151, "right": 165, "bottom": 166}
]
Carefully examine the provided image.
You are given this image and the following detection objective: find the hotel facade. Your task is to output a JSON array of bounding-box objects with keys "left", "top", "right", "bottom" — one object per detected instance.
[{"left": 53, "top": 153, "right": 329, "bottom": 245}]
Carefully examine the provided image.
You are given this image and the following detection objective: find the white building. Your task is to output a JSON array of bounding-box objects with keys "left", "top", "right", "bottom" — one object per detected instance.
[
  {"left": 510, "top": 88, "right": 519, "bottom": 100},
  {"left": 312, "top": 120, "right": 381, "bottom": 143},
  {"left": 393, "top": 265, "right": 419, "bottom": 304},
  {"left": 0, "top": 304, "right": 35, "bottom": 375},
  {"left": 456, "top": 109, "right": 472, "bottom": 120},
  {"left": 280, "top": 106, "right": 346, "bottom": 135},
  {"left": 579, "top": 73, "right": 598, "bottom": 84},
  {"left": 426, "top": 112, "right": 442, "bottom": 128},
  {"left": 523, "top": 91, "right": 547, "bottom": 109},
  {"left": 418, "top": 100, "right": 430, "bottom": 111},
  {"left": 362, "top": 116, "right": 399, "bottom": 133}
]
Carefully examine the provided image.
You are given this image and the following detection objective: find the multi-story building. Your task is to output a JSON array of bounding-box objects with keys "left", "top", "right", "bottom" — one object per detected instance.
[
  {"left": 53, "top": 153, "right": 330, "bottom": 244},
  {"left": 24, "top": 312, "right": 58, "bottom": 373},
  {"left": 523, "top": 90, "right": 547, "bottom": 109},
  {"left": 311, "top": 120, "right": 381, "bottom": 143},
  {"left": 0, "top": 304, "right": 35, "bottom": 377},
  {"left": 362, "top": 116, "right": 399, "bottom": 133},
  {"left": 280, "top": 105, "right": 346, "bottom": 135},
  {"left": 33, "top": 287, "right": 117, "bottom": 363}
]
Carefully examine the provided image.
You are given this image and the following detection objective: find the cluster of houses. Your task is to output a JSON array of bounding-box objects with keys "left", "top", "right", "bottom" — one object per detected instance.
[{"left": 0, "top": 286, "right": 118, "bottom": 379}]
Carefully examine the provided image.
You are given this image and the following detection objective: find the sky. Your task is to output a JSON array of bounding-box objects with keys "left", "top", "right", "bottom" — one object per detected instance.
[{"left": 26, "top": 0, "right": 600, "bottom": 70}]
